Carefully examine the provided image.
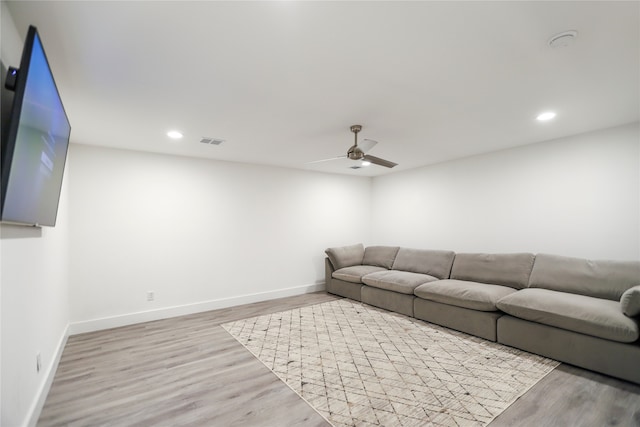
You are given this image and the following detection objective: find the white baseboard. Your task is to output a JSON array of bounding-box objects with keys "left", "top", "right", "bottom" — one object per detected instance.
[
  {"left": 68, "top": 282, "right": 326, "bottom": 336},
  {"left": 26, "top": 324, "right": 69, "bottom": 427}
]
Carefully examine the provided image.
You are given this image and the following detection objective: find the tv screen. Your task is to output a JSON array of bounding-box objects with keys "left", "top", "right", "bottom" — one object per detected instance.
[{"left": 1, "top": 25, "right": 71, "bottom": 227}]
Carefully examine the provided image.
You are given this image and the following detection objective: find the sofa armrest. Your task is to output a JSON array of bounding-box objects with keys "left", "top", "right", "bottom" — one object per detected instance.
[{"left": 621, "top": 285, "right": 640, "bottom": 317}]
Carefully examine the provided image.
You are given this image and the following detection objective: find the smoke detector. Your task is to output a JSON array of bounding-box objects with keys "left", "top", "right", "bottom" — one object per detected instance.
[{"left": 548, "top": 30, "right": 578, "bottom": 48}]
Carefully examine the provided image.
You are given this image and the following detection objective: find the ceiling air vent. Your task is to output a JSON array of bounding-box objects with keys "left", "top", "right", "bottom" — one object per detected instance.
[{"left": 200, "top": 137, "right": 225, "bottom": 145}]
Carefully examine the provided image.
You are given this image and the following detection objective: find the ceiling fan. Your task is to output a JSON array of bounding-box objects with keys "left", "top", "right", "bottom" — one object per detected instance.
[{"left": 309, "top": 125, "right": 398, "bottom": 168}]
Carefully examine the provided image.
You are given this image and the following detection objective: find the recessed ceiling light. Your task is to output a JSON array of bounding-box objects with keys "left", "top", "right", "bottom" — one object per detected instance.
[
  {"left": 536, "top": 112, "right": 556, "bottom": 121},
  {"left": 167, "top": 130, "right": 183, "bottom": 139}
]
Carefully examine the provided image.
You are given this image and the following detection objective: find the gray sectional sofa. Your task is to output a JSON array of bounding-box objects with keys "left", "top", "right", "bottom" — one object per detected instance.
[{"left": 324, "top": 244, "right": 640, "bottom": 384}]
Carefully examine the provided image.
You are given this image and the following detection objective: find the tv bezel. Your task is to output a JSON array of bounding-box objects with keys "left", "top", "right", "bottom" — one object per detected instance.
[{"left": 1, "top": 25, "right": 71, "bottom": 227}]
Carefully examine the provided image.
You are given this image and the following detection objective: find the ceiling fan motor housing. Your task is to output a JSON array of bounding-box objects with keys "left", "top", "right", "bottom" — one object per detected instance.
[{"left": 347, "top": 145, "right": 365, "bottom": 160}]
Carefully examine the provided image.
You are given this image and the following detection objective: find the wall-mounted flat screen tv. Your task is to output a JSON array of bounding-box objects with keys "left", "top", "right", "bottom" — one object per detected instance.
[{"left": 1, "top": 25, "right": 71, "bottom": 227}]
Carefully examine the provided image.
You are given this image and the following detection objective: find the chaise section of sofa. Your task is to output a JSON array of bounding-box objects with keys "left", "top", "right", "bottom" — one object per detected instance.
[
  {"left": 413, "top": 252, "right": 535, "bottom": 341},
  {"left": 361, "top": 247, "right": 455, "bottom": 316},
  {"left": 496, "top": 253, "right": 640, "bottom": 383}
]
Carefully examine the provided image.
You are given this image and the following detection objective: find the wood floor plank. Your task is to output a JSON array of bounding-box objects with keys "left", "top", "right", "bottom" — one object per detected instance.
[
  {"left": 489, "top": 364, "right": 640, "bottom": 427},
  {"left": 38, "top": 292, "right": 640, "bottom": 426},
  {"left": 38, "top": 293, "right": 338, "bottom": 427}
]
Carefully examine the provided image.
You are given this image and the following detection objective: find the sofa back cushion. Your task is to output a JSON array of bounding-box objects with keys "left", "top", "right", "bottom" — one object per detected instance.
[
  {"left": 363, "top": 246, "right": 400, "bottom": 269},
  {"left": 450, "top": 253, "right": 535, "bottom": 289},
  {"left": 325, "top": 243, "right": 365, "bottom": 270},
  {"left": 529, "top": 253, "right": 640, "bottom": 301},
  {"left": 391, "top": 248, "right": 455, "bottom": 279}
]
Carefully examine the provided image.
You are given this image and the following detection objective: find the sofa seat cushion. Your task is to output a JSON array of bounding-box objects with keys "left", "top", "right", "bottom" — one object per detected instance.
[
  {"left": 362, "top": 270, "right": 438, "bottom": 295},
  {"left": 332, "top": 265, "right": 387, "bottom": 284},
  {"left": 497, "top": 288, "right": 639, "bottom": 343},
  {"left": 414, "top": 279, "right": 517, "bottom": 311}
]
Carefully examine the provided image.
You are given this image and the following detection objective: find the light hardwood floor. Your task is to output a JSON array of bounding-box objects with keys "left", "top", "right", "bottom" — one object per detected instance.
[{"left": 39, "top": 292, "right": 640, "bottom": 426}]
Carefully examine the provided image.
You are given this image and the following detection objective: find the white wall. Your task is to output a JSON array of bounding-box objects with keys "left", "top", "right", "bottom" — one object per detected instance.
[
  {"left": 1, "top": 4, "right": 71, "bottom": 426},
  {"left": 68, "top": 145, "right": 371, "bottom": 327},
  {"left": 372, "top": 122, "right": 640, "bottom": 260},
  {"left": 0, "top": 201, "right": 70, "bottom": 427}
]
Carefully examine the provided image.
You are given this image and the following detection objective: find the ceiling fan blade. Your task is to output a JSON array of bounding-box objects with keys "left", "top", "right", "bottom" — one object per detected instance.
[
  {"left": 306, "top": 155, "right": 347, "bottom": 164},
  {"left": 363, "top": 154, "right": 398, "bottom": 168},
  {"left": 359, "top": 138, "right": 378, "bottom": 153}
]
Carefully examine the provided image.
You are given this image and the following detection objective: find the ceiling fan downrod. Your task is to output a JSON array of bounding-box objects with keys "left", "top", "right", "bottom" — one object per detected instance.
[{"left": 348, "top": 124, "right": 365, "bottom": 160}]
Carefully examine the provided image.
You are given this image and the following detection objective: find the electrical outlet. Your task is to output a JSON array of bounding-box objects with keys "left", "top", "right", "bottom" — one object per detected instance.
[
  {"left": 147, "top": 291, "right": 155, "bottom": 302},
  {"left": 36, "top": 353, "right": 42, "bottom": 373}
]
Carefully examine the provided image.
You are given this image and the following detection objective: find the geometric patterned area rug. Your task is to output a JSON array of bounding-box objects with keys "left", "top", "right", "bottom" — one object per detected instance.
[{"left": 222, "top": 299, "right": 559, "bottom": 427}]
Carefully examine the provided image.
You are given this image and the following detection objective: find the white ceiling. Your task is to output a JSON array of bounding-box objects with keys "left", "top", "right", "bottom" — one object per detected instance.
[{"left": 5, "top": 1, "right": 639, "bottom": 176}]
